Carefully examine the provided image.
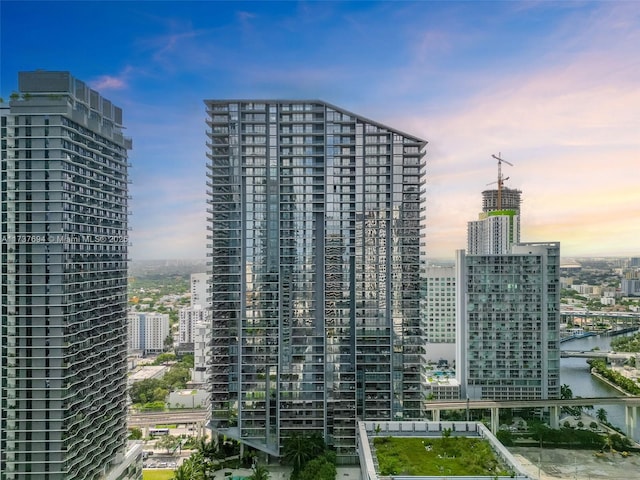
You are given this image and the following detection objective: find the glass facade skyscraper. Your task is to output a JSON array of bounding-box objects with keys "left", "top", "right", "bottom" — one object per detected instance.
[
  {"left": 205, "top": 100, "right": 426, "bottom": 460},
  {"left": 1, "top": 72, "right": 139, "bottom": 479}
]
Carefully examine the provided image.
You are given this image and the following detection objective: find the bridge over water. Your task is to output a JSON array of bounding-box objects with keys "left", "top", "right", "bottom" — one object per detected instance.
[
  {"left": 560, "top": 350, "right": 635, "bottom": 360},
  {"left": 561, "top": 309, "right": 640, "bottom": 326}
]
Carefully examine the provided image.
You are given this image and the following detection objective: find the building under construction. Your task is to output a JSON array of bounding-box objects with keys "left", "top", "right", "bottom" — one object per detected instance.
[{"left": 481, "top": 187, "right": 522, "bottom": 213}]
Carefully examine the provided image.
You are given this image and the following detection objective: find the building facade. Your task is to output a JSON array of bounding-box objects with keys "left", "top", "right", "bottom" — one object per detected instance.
[
  {"left": 457, "top": 182, "right": 561, "bottom": 403},
  {"left": 128, "top": 312, "right": 170, "bottom": 355},
  {"left": 422, "top": 266, "right": 456, "bottom": 364},
  {"left": 178, "top": 306, "right": 208, "bottom": 349},
  {"left": 467, "top": 210, "right": 520, "bottom": 255},
  {"left": 189, "top": 272, "right": 208, "bottom": 309},
  {"left": 1, "top": 71, "right": 138, "bottom": 479},
  {"left": 205, "top": 100, "right": 426, "bottom": 460},
  {"left": 191, "top": 320, "right": 211, "bottom": 385},
  {"left": 481, "top": 187, "right": 522, "bottom": 213}
]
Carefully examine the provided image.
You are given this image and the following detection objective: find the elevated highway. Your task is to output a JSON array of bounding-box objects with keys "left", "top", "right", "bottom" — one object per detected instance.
[
  {"left": 128, "top": 409, "right": 209, "bottom": 429},
  {"left": 425, "top": 397, "right": 640, "bottom": 438}
]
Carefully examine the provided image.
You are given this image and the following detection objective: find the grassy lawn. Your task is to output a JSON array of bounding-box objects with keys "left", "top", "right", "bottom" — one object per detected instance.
[
  {"left": 373, "top": 436, "right": 511, "bottom": 476},
  {"left": 143, "top": 470, "right": 174, "bottom": 480}
]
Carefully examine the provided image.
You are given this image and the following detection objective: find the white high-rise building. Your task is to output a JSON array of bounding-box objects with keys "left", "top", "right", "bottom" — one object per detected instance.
[
  {"left": 178, "top": 306, "right": 209, "bottom": 347},
  {"left": 467, "top": 211, "right": 519, "bottom": 255},
  {"left": 422, "top": 266, "right": 456, "bottom": 364},
  {"left": 128, "top": 312, "right": 170, "bottom": 355},
  {"left": 1, "top": 71, "right": 141, "bottom": 479},
  {"left": 192, "top": 321, "right": 212, "bottom": 385},
  {"left": 456, "top": 182, "right": 560, "bottom": 401}
]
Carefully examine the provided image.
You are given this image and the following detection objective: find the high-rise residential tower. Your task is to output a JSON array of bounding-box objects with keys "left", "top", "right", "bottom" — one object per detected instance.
[
  {"left": 468, "top": 186, "right": 522, "bottom": 255},
  {"left": 205, "top": 100, "right": 426, "bottom": 460},
  {"left": 456, "top": 181, "right": 560, "bottom": 401},
  {"left": 1, "top": 72, "right": 140, "bottom": 479},
  {"left": 422, "top": 266, "right": 456, "bottom": 364}
]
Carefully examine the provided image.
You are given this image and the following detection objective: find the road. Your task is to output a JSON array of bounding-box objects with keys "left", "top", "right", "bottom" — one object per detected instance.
[{"left": 128, "top": 409, "right": 209, "bottom": 427}]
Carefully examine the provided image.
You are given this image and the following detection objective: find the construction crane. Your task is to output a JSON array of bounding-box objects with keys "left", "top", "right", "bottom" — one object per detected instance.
[{"left": 488, "top": 153, "right": 514, "bottom": 210}]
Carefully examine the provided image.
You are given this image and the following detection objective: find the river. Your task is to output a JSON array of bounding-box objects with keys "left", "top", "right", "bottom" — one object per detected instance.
[{"left": 560, "top": 332, "right": 638, "bottom": 440}]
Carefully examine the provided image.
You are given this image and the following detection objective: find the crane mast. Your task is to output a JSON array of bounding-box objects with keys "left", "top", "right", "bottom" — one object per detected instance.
[{"left": 491, "top": 153, "right": 514, "bottom": 210}]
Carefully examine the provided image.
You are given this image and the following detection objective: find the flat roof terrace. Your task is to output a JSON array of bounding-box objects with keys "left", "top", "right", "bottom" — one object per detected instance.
[{"left": 357, "top": 420, "right": 532, "bottom": 480}]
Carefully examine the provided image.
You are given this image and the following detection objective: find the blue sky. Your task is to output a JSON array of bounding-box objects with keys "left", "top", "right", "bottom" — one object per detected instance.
[{"left": 2, "top": 1, "right": 639, "bottom": 260}]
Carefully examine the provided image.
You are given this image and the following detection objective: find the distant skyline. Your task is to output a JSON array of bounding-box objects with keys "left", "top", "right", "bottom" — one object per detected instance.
[{"left": 2, "top": 1, "right": 639, "bottom": 260}]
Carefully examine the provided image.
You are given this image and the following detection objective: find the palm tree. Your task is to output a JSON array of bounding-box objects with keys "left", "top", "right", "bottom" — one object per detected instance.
[
  {"left": 307, "top": 431, "right": 326, "bottom": 457},
  {"left": 560, "top": 384, "right": 575, "bottom": 414},
  {"left": 173, "top": 457, "right": 205, "bottom": 480},
  {"left": 282, "top": 433, "right": 314, "bottom": 475},
  {"left": 196, "top": 436, "right": 219, "bottom": 460},
  {"left": 248, "top": 465, "right": 271, "bottom": 480},
  {"left": 560, "top": 384, "right": 573, "bottom": 399},
  {"left": 596, "top": 408, "right": 608, "bottom": 424}
]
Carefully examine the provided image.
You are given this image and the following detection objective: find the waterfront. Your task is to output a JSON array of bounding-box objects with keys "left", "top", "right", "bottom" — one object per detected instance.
[{"left": 560, "top": 332, "right": 637, "bottom": 441}]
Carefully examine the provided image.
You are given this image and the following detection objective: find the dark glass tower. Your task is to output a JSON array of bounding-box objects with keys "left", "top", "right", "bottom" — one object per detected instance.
[
  {"left": 1, "top": 72, "right": 138, "bottom": 479},
  {"left": 205, "top": 100, "right": 426, "bottom": 461}
]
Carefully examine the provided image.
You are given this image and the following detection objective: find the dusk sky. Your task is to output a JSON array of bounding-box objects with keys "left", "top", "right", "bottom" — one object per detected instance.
[{"left": 2, "top": 1, "right": 639, "bottom": 260}]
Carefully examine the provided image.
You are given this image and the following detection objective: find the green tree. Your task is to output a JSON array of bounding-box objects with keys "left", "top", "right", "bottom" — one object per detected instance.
[
  {"left": 156, "top": 435, "right": 181, "bottom": 454},
  {"left": 596, "top": 408, "right": 608, "bottom": 424},
  {"left": 153, "top": 352, "right": 177, "bottom": 365},
  {"left": 130, "top": 378, "right": 164, "bottom": 404},
  {"left": 495, "top": 430, "right": 514, "bottom": 446},
  {"left": 298, "top": 453, "right": 336, "bottom": 480},
  {"left": 560, "top": 384, "right": 573, "bottom": 399},
  {"left": 164, "top": 334, "right": 174, "bottom": 351},
  {"left": 196, "top": 437, "right": 220, "bottom": 462},
  {"left": 307, "top": 431, "right": 326, "bottom": 457},
  {"left": 173, "top": 453, "right": 206, "bottom": 480},
  {"left": 248, "top": 465, "right": 271, "bottom": 480},
  {"left": 282, "top": 433, "right": 316, "bottom": 477},
  {"left": 128, "top": 427, "right": 142, "bottom": 440},
  {"left": 153, "top": 386, "right": 169, "bottom": 402},
  {"left": 181, "top": 353, "right": 195, "bottom": 368}
]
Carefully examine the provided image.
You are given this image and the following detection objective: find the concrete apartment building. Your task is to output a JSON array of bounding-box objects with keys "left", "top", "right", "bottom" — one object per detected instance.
[
  {"left": 189, "top": 272, "right": 209, "bottom": 308},
  {"left": 205, "top": 100, "right": 426, "bottom": 461},
  {"left": 191, "top": 320, "right": 211, "bottom": 385},
  {"left": 456, "top": 185, "right": 560, "bottom": 401},
  {"left": 422, "top": 266, "right": 456, "bottom": 364},
  {"left": 128, "top": 312, "right": 170, "bottom": 355},
  {"left": 178, "top": 306, "right": 208, "bottom": 350},
  {"left": 178, "top": 272, "right": 210, "bottom": 352},
  {"left": 1, "top": 71, "right": 141, "bottom": 479}
]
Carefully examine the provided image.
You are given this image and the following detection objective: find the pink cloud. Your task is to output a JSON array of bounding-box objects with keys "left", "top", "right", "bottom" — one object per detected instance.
[
  {"left": 91, "top": 75, "right": 127, "bottom": 90},
  {"left": 396, "top": 9, "right": 640, "bottom": 259}
]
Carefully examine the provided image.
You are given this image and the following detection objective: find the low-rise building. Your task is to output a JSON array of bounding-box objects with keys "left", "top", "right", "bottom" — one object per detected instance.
[
  {"left": 128, "top": 365, "right": 169, "bottom": 384},
  {"left": 167, "top": 389, "right": 209, "bottom": 409}
]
